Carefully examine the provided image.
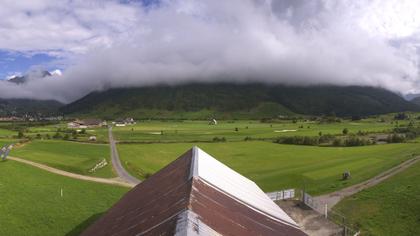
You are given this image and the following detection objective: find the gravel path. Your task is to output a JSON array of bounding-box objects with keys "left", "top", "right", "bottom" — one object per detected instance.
[
  {"left": 8, "top": 156, "right": 135, "bottom": 188},
  {"left": 277, "top": 200, "right": 342, "bottom": 236},
  {"left": 313, "top": 156, "right": 420, "bottom": 210},
  {"left": 108, "top": 126, "right": 141, "bottom": 185}
]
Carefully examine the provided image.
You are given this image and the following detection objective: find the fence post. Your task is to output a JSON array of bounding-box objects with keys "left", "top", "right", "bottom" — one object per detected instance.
[{"left": 325, "top": 204, "right": 328, "bottom": 219}]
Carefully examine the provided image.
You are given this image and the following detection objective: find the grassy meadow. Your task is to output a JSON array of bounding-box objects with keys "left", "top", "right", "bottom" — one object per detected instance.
[
  {"left": 0, "top": 115, "right": 419, "bottom": 235},
  {"left": 334, "top": 161, "right": 420, "bottom": 236},
  {"left": 0, "top": 160, "right": 128, "bottom": 236},
  {"left": 0, "top": 128, "right": 15, "bottom": 138},
  {"left": 117, "top": 141, "right": 420, "bottom": 194},
  {"left": 11, "top": 140, "right": 114, "bottom": 178},
  {"left": 113, "top": 119, "right": 406, "bottom": 143}
]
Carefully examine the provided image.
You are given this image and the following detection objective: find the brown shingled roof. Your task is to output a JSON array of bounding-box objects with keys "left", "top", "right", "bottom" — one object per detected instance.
[{"left": 81, "top": 147, "right": 306, "bottom": 236}]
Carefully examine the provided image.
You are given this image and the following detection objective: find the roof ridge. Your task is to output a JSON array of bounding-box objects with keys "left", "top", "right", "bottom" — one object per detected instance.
[{"left": 189, "top": 146, "right": 199, "bottom": 179}]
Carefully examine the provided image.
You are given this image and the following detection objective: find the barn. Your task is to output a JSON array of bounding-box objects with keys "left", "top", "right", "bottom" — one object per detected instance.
[{"left": 81, "top": 147, "right": 306, "bottom": 236}]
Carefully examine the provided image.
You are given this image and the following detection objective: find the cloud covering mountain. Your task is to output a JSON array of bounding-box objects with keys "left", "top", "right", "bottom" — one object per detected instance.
[{"left": 0, "top": 0, "right": 419, "bottom": 103}]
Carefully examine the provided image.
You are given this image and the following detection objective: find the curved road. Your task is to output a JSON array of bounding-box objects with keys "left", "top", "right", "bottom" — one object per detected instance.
[
  {"left": 8, "top": 156, "right": 135, "bottom": 188},
  {"left": 108, "top": 126, "right": 141, "bottom": 185}
]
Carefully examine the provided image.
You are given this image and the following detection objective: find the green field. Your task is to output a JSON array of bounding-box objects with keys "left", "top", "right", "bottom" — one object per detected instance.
[
  {"left": 113, "top": 119, "right": 404, "bottom": 143},
  {"left": 334, "top": 161, "right": 420, "bottom": 236},
  {"left": 0, "top": 161, "right": 127, "bottom": 236},
  {"left": 117, "top": 141, "right": 420, "bottom": 194},
  {"left": 25, "top": 124, "right": 109, "bottom": 143},
  {"left": 0, "top": 128, "right": 16, "bottom": 138},
  {"left": 11, "top": 140, "right": 114, "bottom": 178}
]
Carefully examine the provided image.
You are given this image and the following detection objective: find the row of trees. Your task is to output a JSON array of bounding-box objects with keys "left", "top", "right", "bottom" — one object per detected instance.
[
  {"left": 274, "top": 135, "right": 375, "bottom": 147},
  {"left": 16, "top": 128, "right": 88, "bottom": 141}
]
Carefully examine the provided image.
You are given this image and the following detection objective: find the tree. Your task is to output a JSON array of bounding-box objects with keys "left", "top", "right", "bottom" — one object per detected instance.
[
  {"left": 17, "top": 131, "right": 24, "bottom": 139},
  {"left": 342, "top": 128, "right": 349, "bottom": 135},
  {"left": 53, "top": 132, "right": 62, "bottom": 139}
]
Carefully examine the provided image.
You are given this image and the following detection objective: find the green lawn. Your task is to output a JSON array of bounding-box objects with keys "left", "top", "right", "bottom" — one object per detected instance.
[
  {"left": 117, "top": 141, "right": 420, "bottom": 194},
  {"left": 0, "top": 160, "right": 127, "bottom": 236},
  {"left": 0, "top": 128, "right": 16, "bottom": 138},
  {"left": 113, "top": 119, "right": 404, "bottom": 143},
  {"left": 0, "top": 139, "right": 18, "bottom": 146},
  {"left": 334, "top": 161, "right": 420, "bottom": 236},
  {"left": 26, "top": 124, "right": 109, "bottom": 143},
  {"left": 11, "top": 140, "right": 114, "bottom": 178}
]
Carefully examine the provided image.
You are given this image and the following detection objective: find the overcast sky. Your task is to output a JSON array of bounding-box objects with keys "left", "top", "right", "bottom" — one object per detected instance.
[{"left": 0, "top": 0, "right": 419, "bottom": 103}]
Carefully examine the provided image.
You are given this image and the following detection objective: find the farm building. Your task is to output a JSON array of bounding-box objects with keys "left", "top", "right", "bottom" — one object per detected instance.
[
  {"left": 113, "top": 118, "right": 136, "bottom": 127},
  {"left": 67, "top": 119, "right": 106, "bottom": 128},
  {"left": 82, "top": 147, "right": 306, "bottom": 236}
]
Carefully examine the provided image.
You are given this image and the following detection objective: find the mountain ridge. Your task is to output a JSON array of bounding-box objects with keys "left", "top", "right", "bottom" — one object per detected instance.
[{"left": 60, "top": 83, "right": 420, "bottom": 119}]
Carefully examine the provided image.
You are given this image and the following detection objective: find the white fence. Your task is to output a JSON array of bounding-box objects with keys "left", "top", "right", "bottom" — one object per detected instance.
[{"left": 266, "top": 189, "right": 295, "bottom": 201}]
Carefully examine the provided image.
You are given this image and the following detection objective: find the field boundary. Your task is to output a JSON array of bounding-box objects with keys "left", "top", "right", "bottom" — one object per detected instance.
[
  {"left": 7, "top": 156, "right": 135, "bottom": 188},
  {"left": 313, "top": 155, "right": 420, "bottom": 209}
]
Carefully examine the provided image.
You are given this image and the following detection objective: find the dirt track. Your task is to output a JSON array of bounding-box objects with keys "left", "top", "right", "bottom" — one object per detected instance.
[
  {"left": 8, "top": 156, "right": 135, "bottom": 188},
  {"left": 313, "top": 156, "right": 420, "bottom": 210},
  {"left": 277, "top": 200, "right": 342, "bottom": 236}
]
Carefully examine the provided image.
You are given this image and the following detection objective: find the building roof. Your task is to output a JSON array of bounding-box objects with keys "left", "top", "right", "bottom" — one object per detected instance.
[
  {"left": 81, "top": 147, "right": 306, "bottom": 236},
  {"left": 69, "top": 119, "right": 103, "bottom": 126}
]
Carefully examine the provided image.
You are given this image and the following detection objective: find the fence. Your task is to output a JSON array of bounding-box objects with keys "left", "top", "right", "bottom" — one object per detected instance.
[
  {"left": 303, "top": 191, "right": 360, "bottom": 236},
  {"left": 266, "top": 189, "right": 296, "bottom": 201}
]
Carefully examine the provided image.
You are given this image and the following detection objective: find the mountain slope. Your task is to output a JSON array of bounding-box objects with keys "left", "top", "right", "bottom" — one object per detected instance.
[
  {"left": 60, "top": 83, "right": 420, "bottom": 119},
  {"left": 410, "top": 97, "right": 420, "bottom": 106},
  {"left": 0, "top": 99, "right": 63, "bottom": 116}
]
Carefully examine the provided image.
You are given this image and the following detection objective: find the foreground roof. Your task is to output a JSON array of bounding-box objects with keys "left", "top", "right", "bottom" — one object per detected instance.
[{"left": 81, "top": 147, "right": 306, "bottom": 236}]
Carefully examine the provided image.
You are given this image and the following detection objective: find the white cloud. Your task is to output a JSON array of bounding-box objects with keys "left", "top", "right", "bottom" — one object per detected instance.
[{"left": 0, "top": 0, "right": 419, "bottom": 103}]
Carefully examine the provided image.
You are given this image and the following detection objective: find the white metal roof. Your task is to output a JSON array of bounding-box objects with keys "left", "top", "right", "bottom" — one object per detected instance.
[{"left": 191, "top": 147, "right": 299, "bottom": 228}]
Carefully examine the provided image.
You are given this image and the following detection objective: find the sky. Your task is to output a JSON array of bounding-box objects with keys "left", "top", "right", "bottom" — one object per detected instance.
[{"left": 0, "top": 0, "right": 419, "bottom": 103}]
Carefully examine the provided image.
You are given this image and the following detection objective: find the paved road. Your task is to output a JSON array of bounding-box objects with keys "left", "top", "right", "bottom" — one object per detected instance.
[
  {"left": 8, "top": 156, "right": 135, "bottom": 188},
  {"left": 313, "top": 156, "right": 420, "bottom": 211},
  {"left": 108, "top": 126, "right": 141, "bottom": 185}
]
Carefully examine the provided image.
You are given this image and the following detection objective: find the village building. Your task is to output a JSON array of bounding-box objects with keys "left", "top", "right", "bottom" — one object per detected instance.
[
  {"left": 81, "top": 147, "right": 306, "bottom": 236},
  {"left": 208, "top": 118, "right": 217, "bottom": 125},
  {"left": 114, "top": 118, "right": 136, "bottom": 127},
  {"left": 67, "top": 119, "right": 107, "bottom": 129},
  {"left": 0, "top": 116, "right": 24, "bottom": 121}
]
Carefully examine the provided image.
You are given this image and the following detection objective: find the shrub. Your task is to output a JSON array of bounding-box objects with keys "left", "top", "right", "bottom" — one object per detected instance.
[
  {"left": 212, "top": 137, "right": 226, "bottom": 142},
  {"left": 387, "top": 134, "right": 406, "bottom": 143}
]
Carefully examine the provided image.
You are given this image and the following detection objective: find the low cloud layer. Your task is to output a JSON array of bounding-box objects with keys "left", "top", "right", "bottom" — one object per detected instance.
[{"left": 0, "top": 0, "right": 419, "bottom": 103}]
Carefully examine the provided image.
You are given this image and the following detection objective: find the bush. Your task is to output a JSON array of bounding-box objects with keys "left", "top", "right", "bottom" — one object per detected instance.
[
  {"left": 332, "top": 138, "right": 342, "bottom": 146},
  {"left": 53, "top": 132, "right": 62, "bottom": 139},
  {"left": 17, "top": 131, "right": 24, "bottom": 139},
  {"left": 212, "top": 137, "right": 226, "bottom": 142},
  {"left": 344, "top": 136, "right": 372, "bottom": 146},
  {"left": 319, "top": 134, "right": 335, "bottom": 143},
  {"left": 387, "top": 134, "right": 406, "bottom": 143},
  {"left": 274, "top": 136, "right": 319, "bottom": 146},
  {"left": 394, "top": 113, "right": 408, "bottom": 120}
]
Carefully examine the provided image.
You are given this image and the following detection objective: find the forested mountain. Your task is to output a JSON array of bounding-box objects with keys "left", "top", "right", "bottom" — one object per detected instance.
[
  {"left": 60, "top": 83, "right": 419, "bottom": 119},
  {"left": 0, "top": 99, "right": 63, "bottom": 116}
]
